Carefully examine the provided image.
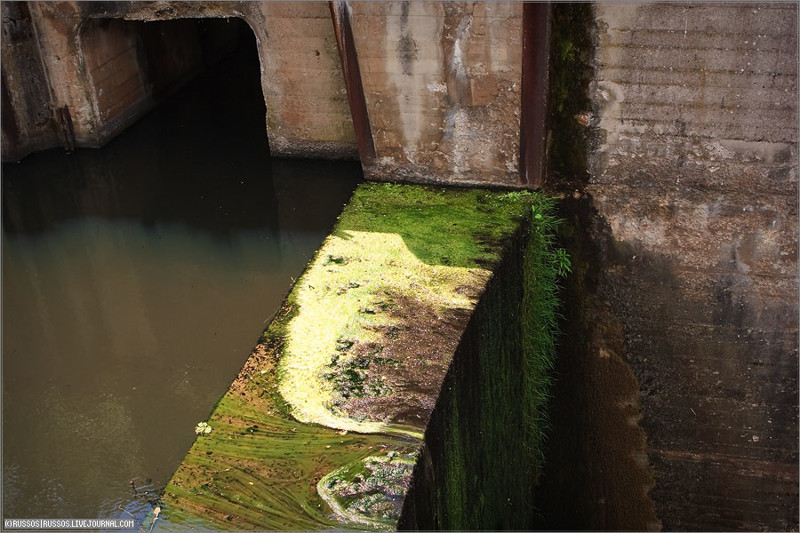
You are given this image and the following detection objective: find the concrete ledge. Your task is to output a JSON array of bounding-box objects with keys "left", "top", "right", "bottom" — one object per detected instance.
[
  {"left": 157, "top": 182, "right": 568, "bottom": 530},
  {"left": 269, "top": 137, "right": 359, "bottom": 160}
]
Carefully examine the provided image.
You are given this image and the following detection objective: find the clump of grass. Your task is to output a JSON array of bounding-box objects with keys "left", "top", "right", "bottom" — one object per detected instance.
[{"left": 522, "top": 196, "right": 571, "bottom": 478}]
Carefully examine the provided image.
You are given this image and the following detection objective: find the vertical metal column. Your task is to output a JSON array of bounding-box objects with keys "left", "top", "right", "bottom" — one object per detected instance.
[
  {"left": 329, "top": 0, "right": 376, "bottom": 165},
  {"left": 519, "top": 2, "right": 552, "bottom": 188}
]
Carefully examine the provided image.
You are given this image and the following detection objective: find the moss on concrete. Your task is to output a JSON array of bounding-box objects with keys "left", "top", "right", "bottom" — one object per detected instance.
[
  {"left": 161, "top": 395, "right": 416, "bottom": 530},
  {"left": 158, "top": 182, "right": 567, "bottom": 530},
  {"left": 399, "top": 195, "right": 570, "bottom": 530},
  {"left": 277, "top": 183, "right": 539, "bottom": 437},
  {"left": 547, "top": 3, "right": 595, "bottom": 183}
]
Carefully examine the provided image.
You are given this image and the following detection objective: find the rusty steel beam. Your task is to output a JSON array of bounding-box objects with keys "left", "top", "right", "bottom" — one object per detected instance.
[
  {"left": 329, "top": 0, "right": 376, "bottom": 165},
  {"left": 519, "top": 2, "right": 552, "bottom": 188}
]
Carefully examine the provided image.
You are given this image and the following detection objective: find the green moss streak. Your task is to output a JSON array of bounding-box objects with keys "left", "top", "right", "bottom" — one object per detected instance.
[
  {"left": 402, "top": 193, "right": 569, "bottom": 529},
  {"left": 162, "top": 394, "right": 415, "bottom": 530}
]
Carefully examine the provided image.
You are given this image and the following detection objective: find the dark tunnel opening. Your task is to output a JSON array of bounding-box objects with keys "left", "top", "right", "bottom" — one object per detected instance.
[{"left": 77, "top": 16, "right": 267, "bottom": 151}]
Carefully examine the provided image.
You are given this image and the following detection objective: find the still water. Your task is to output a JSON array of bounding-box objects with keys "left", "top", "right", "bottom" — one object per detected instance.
[{"left": 2, "top": 41, "right": 361, "bottom": 522}]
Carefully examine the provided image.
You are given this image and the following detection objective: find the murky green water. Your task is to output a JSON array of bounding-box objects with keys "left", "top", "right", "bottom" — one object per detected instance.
[{"left": 2, "top": 31, "right": 361, "bottom": 523}]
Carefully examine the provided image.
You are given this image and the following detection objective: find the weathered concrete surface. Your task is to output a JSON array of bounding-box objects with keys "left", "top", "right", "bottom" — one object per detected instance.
[
  {"left": 540, "top": 3, "right": 798, "bottom": 531},
  {"left": 1, "top": 2, "right": 56, "bottom": 160},
  {"left": 104, "top": 1, "right": 358, "bottom": 158},
  {"left": 350, "top": 2, "right": 523, "bottom": 187},
  {"left": 534, "top": 194, "right": 662, "bottom": 531},
  {"left": 2, "top": 1, "right": 527, "bottom": 185}
]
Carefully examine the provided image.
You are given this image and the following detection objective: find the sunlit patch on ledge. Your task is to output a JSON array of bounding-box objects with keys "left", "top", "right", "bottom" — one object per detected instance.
[{"left": 279, "top": 229, "right": 489, "bottom": 437}]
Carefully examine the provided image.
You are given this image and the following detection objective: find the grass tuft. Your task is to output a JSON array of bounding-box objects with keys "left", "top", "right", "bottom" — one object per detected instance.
[{"left": 522, "top": 197, "right": 571, "bottom": 478}]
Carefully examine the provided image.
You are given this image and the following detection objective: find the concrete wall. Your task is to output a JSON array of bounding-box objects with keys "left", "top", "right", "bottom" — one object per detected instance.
[
  {"left": 80, "top": 18, "right": 152, "bottom": 133},
  {"left": 79, "top": 1, "right": 357, "bottom": 158},
  {"left": 554, "top": 2, "right": 798, "bottom": 530},
  {"left": 23, "top": 2, "right": 99, "bottom": 149},
  {"left": 350, "top": 2, "right": 523, "bottom": 186},
  {"left": 1, "top": 2, "right": 58, "bottom": 160}
]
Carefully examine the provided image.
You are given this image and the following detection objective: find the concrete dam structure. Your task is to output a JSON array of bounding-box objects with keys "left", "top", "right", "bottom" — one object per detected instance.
[
  {"left": 2, "top": 1, "right": 550, "bottom": 187},
  {"left": 2, "top": 1, "right": 797, "bottom": 531}
]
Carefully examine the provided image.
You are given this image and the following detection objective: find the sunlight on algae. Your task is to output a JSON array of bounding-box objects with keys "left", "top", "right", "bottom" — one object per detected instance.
[
  {"left": 279, "top": 229, "right": 488, "bottom": 437},
  {"left": 276, "top": 183, "right": 536, "bottom": 440}
]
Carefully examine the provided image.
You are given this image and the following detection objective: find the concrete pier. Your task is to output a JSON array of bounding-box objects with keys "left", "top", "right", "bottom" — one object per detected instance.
[{"left": 158, "top": 183, "right": 567, "bottom": 530}]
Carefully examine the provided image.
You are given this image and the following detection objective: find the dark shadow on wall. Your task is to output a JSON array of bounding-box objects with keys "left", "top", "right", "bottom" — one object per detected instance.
[
  {"left": 533, "top": 194, "right": 660, "bottom": 531},
  {"left": 75, "top": 16, "right": 259, "bottom": 148},
  {"left": 544, "top": 189, "right": 799, "bottom": 531},
  {"left": 586, "top": 191, "right": 799, "bottom": 531},
  {"left": 539, "top": 2, "right": 799, "bottom": 529}
]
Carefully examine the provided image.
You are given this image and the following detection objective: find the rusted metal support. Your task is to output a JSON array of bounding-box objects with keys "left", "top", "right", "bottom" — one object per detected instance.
[
  {"left": 1, "top": 74, "right": 21, "bottom": 159},
  {"left": 519, "top": 2, "right": 552, "bottom": 188},
  {"left": 329, "top": 0, "right": 375, "bottom": 165},
  {"left": 56, "top": 105, "right": 75, "bottom": 152}
]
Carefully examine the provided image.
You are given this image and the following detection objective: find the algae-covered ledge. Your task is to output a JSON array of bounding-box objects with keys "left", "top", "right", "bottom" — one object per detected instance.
[{"left": 158, "top": 183, "right": 569, "bottom": 530}]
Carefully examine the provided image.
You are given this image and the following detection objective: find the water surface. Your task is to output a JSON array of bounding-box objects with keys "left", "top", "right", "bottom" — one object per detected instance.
[{"left": 2, "top": 37, "right": 361, "bottom": 523}]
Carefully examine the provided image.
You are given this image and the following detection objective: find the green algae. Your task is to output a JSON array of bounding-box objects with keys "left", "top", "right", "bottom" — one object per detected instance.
[
  {"left": 277, "top": 228, "right": 485, "bottom": 436},
  {"left": 158, "top": 182, "right": 568, "bottom": 530},
  {"left": 161, "top": 395, "right": 416, "bottom": 530},
  {"left": 277, "top": 184, "right": 539, "bottom": 437}
]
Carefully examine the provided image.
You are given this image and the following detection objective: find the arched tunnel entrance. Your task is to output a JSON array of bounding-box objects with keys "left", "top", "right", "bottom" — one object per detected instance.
[{"left": 77, "top": 16, "right": 267, "bottom": 151}]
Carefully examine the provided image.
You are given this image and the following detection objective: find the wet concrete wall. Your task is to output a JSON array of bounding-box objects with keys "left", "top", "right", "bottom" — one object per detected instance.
[{"left": 542, "top": 3, "right": 798, "bottom": 530}]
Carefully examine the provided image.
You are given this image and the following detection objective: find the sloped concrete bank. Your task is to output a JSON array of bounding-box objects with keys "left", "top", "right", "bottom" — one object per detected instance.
[{"left": 155, "top": 182, "right": 568, "bottom": 530}]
